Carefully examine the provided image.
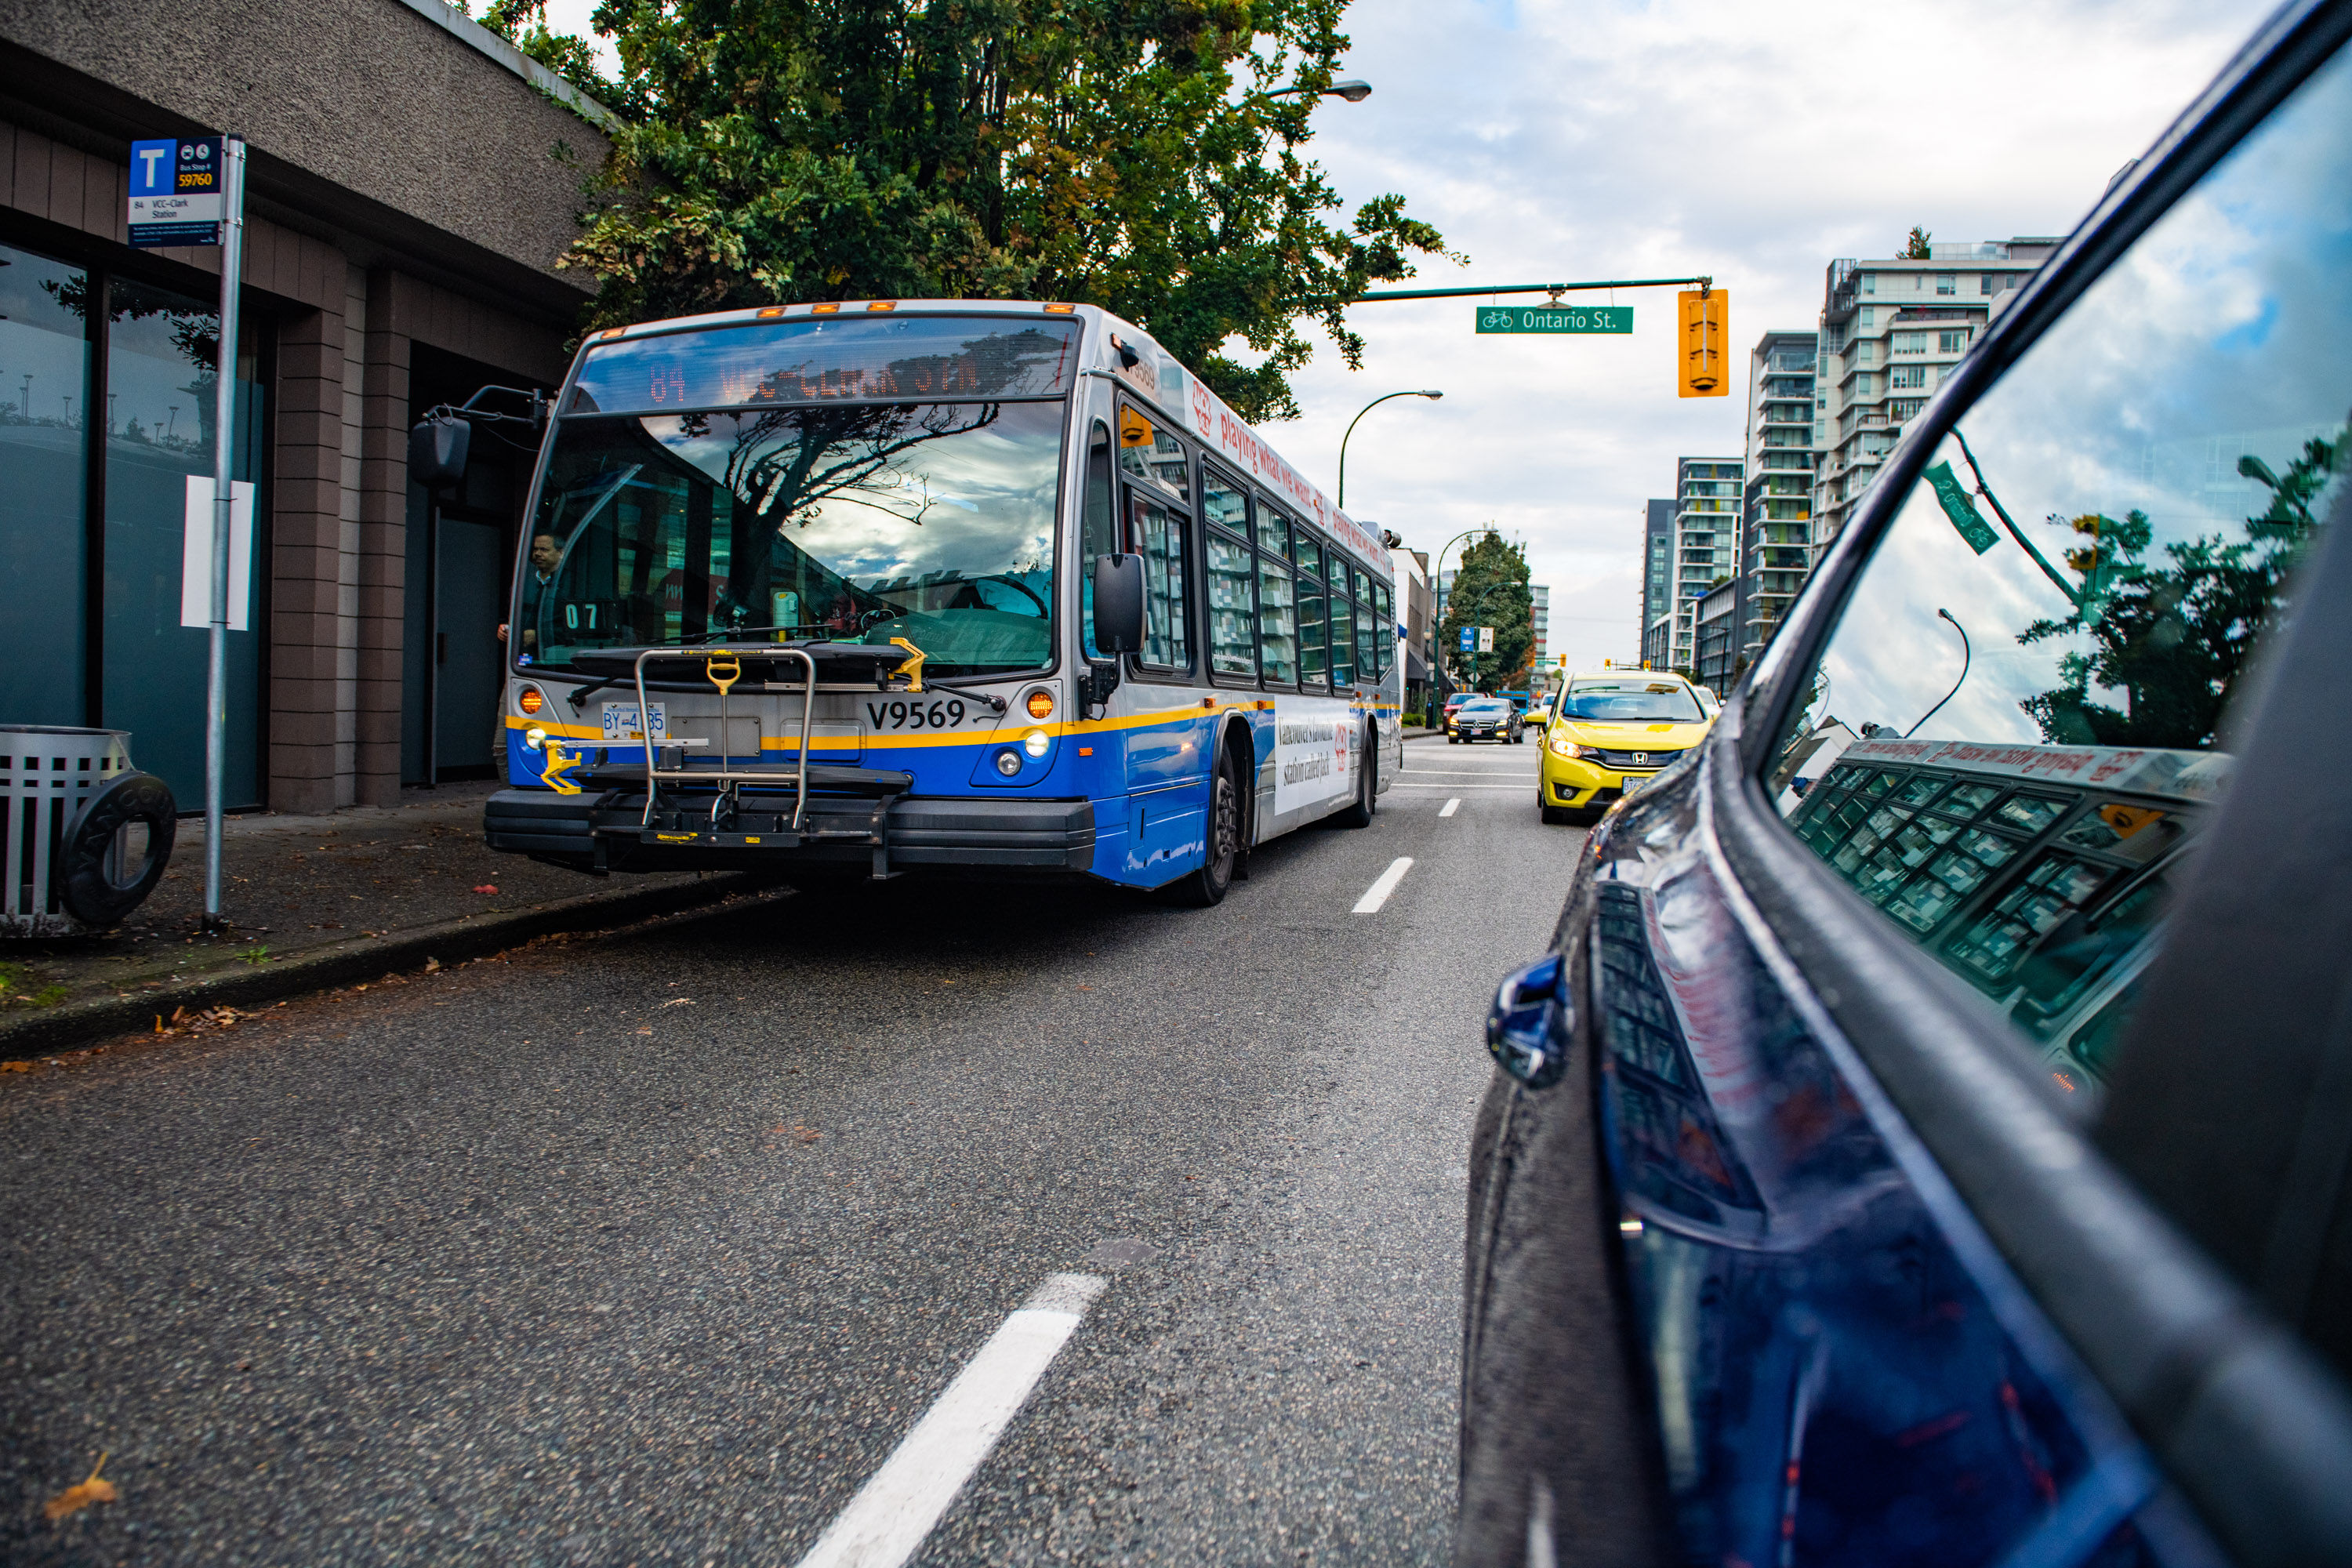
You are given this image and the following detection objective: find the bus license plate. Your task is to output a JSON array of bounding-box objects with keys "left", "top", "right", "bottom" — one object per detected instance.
[{"left": 602, "top": 702, "right": 666, "bottom": 741}]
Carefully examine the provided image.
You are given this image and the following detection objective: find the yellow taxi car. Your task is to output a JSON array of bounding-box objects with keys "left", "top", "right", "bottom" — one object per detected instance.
[{"left": 1536, "top": 672, "right": 1715, "bottom": 824}]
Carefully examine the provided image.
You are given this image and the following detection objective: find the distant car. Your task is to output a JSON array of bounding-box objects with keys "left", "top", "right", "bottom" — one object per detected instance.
[
  {"left": 1534, "top": 673, "right": 1713, "bottom": 822},
  {"left": 1449, "top": 698, "right": 1522, "bottom": 744},
  {"left": 1442, "top": 693, "right": 1473, "bottom": 723},
  {"left": 1460, "top": 13, "right": 2352, "bottom": 1566}
]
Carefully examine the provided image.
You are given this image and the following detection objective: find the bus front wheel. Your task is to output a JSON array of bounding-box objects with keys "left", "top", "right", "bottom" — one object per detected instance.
[{"left": 1164, "top": 749, "right": 1242, "bottom": 907}]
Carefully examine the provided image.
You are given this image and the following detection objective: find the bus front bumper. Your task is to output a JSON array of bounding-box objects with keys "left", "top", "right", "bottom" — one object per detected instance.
[{"left": 484, "top": 787, "right": 1097, "bottom": 877}]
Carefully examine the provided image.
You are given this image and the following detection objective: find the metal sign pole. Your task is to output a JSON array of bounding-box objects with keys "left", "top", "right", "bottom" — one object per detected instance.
[{"left": 204, "top": 136, "right": 245, "bottom": 931}]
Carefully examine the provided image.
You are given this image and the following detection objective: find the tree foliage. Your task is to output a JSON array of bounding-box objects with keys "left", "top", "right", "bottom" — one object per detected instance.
[
  {"left": 481, "top": 0, "right": 1457, "bottom": 423},
  {"left": 1901, "top": 226, "right": 1933, "bottom": 260},
  {"left": 2020, "top": 429, "right": 2341, "bottom": 748},
  {"left": 1438, "top": 532, "right": 1534, "bottom": 693}
]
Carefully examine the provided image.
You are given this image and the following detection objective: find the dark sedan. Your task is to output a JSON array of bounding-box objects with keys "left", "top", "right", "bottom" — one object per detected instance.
[
  {"left": 1450, "top": 699, "right": 1523, "bottom": 745},
  {"left": 1458, "top": 5, "right": 2352, "bottom": 1564}
]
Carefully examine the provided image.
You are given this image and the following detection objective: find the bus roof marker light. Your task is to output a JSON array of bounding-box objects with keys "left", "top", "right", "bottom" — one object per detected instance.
[
  {"left": 1044, "top": 303, "right": 1076, "bottom": 314},
  {"left": 757, "top": 306, "right": 787, "bottom": 319},
  {"left": 866, "top": 300, "right": 897, "bottom": 312},
  {"left": 811, "top": 303, "right": 840, "bottom": 315}
]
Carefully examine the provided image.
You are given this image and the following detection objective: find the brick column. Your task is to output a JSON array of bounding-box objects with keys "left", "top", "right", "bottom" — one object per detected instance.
[
  {"left": 267, "top": 280, "right": 350, "bottom": 815},
  {"left": 354, "top": 270, "right": 413, "bottom": 805}
]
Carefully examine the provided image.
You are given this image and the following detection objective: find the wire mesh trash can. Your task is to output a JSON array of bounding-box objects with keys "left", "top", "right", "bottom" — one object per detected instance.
[{"left": 2, "top": 727, "right": 176, "bottom": 937}]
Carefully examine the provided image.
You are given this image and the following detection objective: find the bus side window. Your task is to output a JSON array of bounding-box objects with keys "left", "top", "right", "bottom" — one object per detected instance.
[
  {"left": 1082, "top": 421, "right": 1114, "bottom": 659},
  {"left": 1327, "top": 546, "right": 1356, "bottom": 687},
  {"left": 1129, "top": 487, "right": 1192, "bottom": 673}
]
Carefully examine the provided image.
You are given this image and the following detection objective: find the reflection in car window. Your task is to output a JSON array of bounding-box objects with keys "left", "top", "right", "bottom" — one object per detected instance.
[{"left": 1772, "top": 45, "right": 2350, "bottom": 1100}]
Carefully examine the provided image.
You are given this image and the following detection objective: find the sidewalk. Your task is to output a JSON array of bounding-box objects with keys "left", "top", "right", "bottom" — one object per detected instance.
[{"left": 0, "top": 782, "right": 774, "bottom": 1058}]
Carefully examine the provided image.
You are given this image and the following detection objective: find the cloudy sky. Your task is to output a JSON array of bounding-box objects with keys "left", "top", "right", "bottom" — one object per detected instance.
[{"left": 537, "top": 0, "right": 2278, "bottom": 670}]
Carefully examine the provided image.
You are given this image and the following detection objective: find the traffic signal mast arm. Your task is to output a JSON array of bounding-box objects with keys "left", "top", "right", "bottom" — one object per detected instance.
[{"left": 1355, "top": 275, "right": 1713, "bottom": 302}]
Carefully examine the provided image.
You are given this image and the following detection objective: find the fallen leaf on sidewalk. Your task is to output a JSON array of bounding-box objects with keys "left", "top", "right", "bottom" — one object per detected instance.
[
  {"left": 44, "top": 1452, "right": 116, "bottom": 1523},
  {"left": 1, "top": 1061, "right": 31, "bottom": 1073},
  {"left": 657, "top": 997, "right": 694, "bottom": 1008},
  {"left": 473, "top": 885, "right": 499, "bottom": 895},
  {"left": 423, "top": 958, "right": 441, "bottom": 973},
  {"left": 788, "top": 1125, "right": 822, "bottom": 1143}
]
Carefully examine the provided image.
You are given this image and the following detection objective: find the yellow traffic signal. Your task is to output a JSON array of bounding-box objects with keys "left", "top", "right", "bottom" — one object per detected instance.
[{"left": 1677, "top": 288, "right": 1730, "bottom": 397}]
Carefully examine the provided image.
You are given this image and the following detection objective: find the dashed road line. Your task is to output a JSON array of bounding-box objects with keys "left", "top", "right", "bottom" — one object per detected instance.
[
  {"left": 1439, "top": 799, "right": 1461, "bottom": 817},
  {"left": 1352, "top": 857, "right": 1415, "bottom": 914},
  {"left": 791, "top": 1272, "right": 1108, "bottom": 1568}
]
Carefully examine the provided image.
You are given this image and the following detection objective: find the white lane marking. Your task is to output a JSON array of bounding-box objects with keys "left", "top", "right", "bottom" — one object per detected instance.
[
  {"left": 1352, "top": 857, "right": 1414, "bottom": 914},
  {"left": 1388, "top": 784, "right": 1529, "bottom": 791},
  {"left": 1439, "top": 798, "right": 1461, "bottom": 818},
  {"left": 793, "top": 1272, "right": 1108, "bottom": 1568}
]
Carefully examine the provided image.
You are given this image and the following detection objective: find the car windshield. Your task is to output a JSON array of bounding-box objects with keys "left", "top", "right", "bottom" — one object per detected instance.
[
  {"left": 512, "top": 401, "right": 1062, "bottom": 680},
  {"left": 1561, "top": 683, "right": 1704, "bottom": 722}
]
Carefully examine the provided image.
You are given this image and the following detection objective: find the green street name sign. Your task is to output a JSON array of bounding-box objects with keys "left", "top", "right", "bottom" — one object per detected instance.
[{"left": 1474, "top": 303, "right": 1634, "bottom": 335}]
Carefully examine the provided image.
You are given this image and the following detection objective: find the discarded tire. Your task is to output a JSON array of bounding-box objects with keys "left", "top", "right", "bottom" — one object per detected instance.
[{"left": 58, "top": 771, "right": 176, "bottom": 929}]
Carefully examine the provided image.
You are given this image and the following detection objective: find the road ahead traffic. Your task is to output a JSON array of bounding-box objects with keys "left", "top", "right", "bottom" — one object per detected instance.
[{"left": 2, "top": 739, "right": 1570, "bottom": 1566}]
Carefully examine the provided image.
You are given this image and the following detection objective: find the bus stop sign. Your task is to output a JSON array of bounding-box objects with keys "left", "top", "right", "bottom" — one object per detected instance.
[{"left": 129, "top": 136, "right": 223, "bottom": 247}]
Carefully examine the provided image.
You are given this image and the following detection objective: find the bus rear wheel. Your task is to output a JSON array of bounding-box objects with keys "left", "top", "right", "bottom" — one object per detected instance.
[
  {"left": 1334, "top": 724, "right": 1376, "bottom": 829},
  {"left": 1164, "top": 749, "right": 1241, "bottom": 907}
]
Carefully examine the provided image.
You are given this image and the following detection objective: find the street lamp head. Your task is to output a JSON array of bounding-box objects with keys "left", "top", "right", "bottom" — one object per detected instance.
[
  {"left": 1330, "top": 78, "right": 1373, "bottom": 102},
  {"left": 1417, "top": 390, "right": 1443, "bottom": 400}
]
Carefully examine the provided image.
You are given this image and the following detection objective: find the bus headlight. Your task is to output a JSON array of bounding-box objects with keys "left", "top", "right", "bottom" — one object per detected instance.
[
  {"left": 995, "top": 750, "right": 1022, "bottom": 776},
  {"left": 524, "top": 727, "right": 549, "bottom": 751},
  {"left": 1022, "top": 729, "right": 1051, "bottom": 759}
]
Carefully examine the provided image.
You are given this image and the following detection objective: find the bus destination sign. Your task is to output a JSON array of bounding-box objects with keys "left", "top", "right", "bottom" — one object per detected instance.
[{"left": 1474, "top": 304, "right": 1634, "bottom": 335}]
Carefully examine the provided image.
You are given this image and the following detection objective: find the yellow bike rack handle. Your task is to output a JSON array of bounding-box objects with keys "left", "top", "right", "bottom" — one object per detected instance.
[
  {"left": 706, "top": 652, "right": 743, "bottom": 697},
  {"left": 889, "top": 637, "right": 927, "bottom": 693}
]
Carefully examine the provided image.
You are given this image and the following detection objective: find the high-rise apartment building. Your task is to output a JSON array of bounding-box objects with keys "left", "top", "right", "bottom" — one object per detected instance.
[
  {"left": 1638, "top": 499, "right": 1674, "bottom": 667},
  {"left": 1653, "top": 457, "right": 1744, "bottom": 672},
  {"left": 1530, "top": 583, "right": 1550, "bottom": 671},
  {"left": 1740, "top": 329, "right": 1820, "bottom": 664},
  {"left": 1813, "top": 238, "right": 2058, "bottom": 546}
]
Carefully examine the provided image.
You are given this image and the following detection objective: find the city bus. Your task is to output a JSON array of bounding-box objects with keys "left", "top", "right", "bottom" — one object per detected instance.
[{"left": 466, "top": 299, "right": 1401, "bottom": 906}]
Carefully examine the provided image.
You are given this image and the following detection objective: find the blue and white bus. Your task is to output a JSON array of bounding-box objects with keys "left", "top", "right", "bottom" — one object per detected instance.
[{"left": 476, "top": 299, "right": 1401, "bottom": 906}]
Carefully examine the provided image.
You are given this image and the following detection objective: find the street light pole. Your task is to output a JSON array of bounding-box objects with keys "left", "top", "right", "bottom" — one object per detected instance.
[
  {"left": 1430, "top": 525, "right": 1494, "bottom": 693},
  {"left": 1904, "top": 608, "right": 1973, "bottom": 738},
  {"left": 1336, "top": 389, "right": 1443, "bottom": 508}
]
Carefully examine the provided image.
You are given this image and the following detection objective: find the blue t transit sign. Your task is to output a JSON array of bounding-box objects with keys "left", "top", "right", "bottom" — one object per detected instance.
[{"left": 128, "top": 136, "right": 224, "bottom": 247}]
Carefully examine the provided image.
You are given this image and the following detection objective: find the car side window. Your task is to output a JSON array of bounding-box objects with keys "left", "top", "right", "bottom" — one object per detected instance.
[{"left": 1770, "top": 45, "right": 2352, "bottom": 1104}]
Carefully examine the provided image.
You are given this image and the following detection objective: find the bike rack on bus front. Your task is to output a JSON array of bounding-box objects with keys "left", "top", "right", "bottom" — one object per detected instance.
[{"left": 567, "top": 641, "right": 921, "bottom": 876}]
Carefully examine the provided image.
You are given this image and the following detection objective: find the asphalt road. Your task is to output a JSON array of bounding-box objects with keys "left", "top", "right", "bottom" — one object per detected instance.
[{"left": 2, "top": 735, "right": 1580, "bottom": 1566}]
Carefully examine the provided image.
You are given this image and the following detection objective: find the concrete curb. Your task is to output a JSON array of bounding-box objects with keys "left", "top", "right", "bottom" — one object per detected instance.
[{"left": 0, "top": 872, "right": 782, "bottom": 1060}]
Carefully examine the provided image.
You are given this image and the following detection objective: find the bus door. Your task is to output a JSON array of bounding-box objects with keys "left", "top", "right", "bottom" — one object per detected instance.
[{"left": 1115, "top": 402, "right": 1207, "bottom": 873}]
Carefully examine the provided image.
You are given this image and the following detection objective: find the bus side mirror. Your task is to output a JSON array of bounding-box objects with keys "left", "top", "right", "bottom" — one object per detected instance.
[
  {"left": 408, "top": 416, "right": 470, "bottom": 491},
  {"left": 1092, "top": 553, "right": 1144, "bottom": 654}
]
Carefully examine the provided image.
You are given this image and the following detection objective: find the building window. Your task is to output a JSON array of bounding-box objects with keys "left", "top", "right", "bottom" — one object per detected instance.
[
  {"left": 1893, "top": 332, "right": 1927, "bottom": 355},
  {"left": 0, "top": 246, "right": 267, "bottom": 804},
  {"left": 1980, "top": 271, "right": 1997, "bottom": 296},
  {"left": 1936, "top": 273, "right": 1956, "bottom": 296},
  {"left": 1861, "top": 273, "right": 1875, "bottom": 294},
  {"left": 1939, "top": 329, "right": 1969, "bottom": 353},
  {"left": 1889, "top": 365, "right": 1928, "bottom": 390}
]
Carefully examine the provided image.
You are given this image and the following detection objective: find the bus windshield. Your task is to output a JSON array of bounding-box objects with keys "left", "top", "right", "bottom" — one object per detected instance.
[{"left": 513, "top": 400, "right": 1063, "bottom": 680}]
